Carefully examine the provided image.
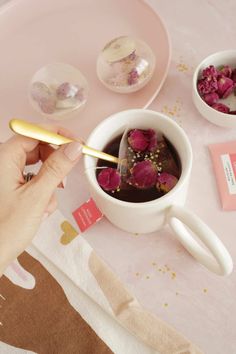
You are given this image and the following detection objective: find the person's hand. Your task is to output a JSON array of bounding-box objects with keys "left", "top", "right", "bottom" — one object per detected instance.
[
  {"left": 0, "top": 127, "right": 82, "bottom": 274},
  {"left": 0, "top": 251, "right": 112, "bottom": 354}
]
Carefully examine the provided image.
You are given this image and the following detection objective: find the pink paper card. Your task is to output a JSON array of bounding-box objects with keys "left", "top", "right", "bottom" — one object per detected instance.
[
  {"left": 72, "top": 198, "right": 103, "bottom": 232},
  {"left": 208, "top": 141, "right": 236, "bottom": 210}
]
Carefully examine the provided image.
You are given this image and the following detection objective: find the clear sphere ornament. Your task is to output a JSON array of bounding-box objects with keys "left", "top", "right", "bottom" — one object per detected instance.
[
  {"left": 96, "top": 36, "right": 156, "bottom": 93},
  {"left": 29, "top": 63, "right": 89, "bottom": 120}
]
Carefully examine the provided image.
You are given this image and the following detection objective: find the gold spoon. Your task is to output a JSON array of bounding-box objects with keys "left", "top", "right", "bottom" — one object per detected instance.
[{"left": 9, "top": 119, "right": 120, "bottom": 164}]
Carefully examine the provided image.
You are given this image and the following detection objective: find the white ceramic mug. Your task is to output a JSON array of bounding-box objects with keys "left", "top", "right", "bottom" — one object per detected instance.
[{"left": 84, "top": 109, "right": 233, "bottom": 276}]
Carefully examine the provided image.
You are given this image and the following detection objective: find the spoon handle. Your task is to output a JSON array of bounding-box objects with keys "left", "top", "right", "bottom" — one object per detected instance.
[{"left": 9, "top": 119, "right": 119, "bottom": 164}]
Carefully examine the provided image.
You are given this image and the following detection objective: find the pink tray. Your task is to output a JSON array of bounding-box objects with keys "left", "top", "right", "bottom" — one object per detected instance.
[{"left": 0, "top": 0, "right": 170, "bottom": 139}]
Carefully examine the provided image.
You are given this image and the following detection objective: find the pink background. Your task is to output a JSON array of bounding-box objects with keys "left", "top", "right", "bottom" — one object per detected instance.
[{"left": 0, "top": 1, "right": 236, "bottom": 353}]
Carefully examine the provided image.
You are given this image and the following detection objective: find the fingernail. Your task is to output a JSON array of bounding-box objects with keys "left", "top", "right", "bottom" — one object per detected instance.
[{"left": 64, "top": 142, "right": 82, "bottom": 161}]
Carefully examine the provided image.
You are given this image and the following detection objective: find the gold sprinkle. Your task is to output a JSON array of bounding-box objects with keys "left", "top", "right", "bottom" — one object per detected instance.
[
  {"left": 135, "top": 272, "right": 140, "bottom": 276},
  {"left": 146, "top": 275, "right": 150, "bottom": 279},
  {"left": 171, "top": 272, "right": 176, "bottom": 279},
  {"left": 176, "top": 292, "right": 179, "bottom": 296},
  {"left": 203, "top": 288, "right": 208, "bottom": 293},
  {"left": 152, "top": 262, "right": 157, "bottom": 266},
  {"left": 158, "top": 268, "right": 162, "bottom": 272},
  {"left": 164, "top": 303, "right": 168, "bottom": 307},
  {"left": 177, "top": 63, "right": 189, "bottom": 72}
]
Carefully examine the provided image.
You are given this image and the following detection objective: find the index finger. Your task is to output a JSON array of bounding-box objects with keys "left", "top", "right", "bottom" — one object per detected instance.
[{"left": 0, "top": 123, "right": 77, "bottom": 167}]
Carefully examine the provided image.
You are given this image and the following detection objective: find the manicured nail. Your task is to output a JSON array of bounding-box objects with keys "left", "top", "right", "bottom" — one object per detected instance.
[{"left": 64, "top": 142, "right": 82, "bottom": 161}]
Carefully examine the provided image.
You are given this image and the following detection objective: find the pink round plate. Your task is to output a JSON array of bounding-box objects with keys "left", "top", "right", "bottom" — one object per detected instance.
[{"left": 0, "top": 0, "right": 171, "bottom": 139}]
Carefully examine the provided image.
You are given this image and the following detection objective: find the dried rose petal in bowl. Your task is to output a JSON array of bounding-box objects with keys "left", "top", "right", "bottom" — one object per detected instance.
[
  {"left": 197, "top": 63, "right": 236, "bottom": 115},
  {"left": 203, "top": 92, "right": 219, "bottom": 106},
  {"left": 218, "top": 65, "right": 232, "bottom": 77},
  {"left": 193, "top": 51, "right": 236, "bottom": 128},
  {"left": 211, "top": 103, "right": 230, "bottom": 113}
]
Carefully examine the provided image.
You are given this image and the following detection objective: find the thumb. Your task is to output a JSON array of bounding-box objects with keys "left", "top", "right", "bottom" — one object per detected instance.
[{"left": 32, "top": 141, "right": 82, "bottom": 199}]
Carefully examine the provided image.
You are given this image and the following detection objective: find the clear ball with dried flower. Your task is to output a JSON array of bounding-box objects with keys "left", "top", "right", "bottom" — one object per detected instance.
[
  {"left": 97, "top": 36, "right": 156, "bottom": 93},
  {"left": 29, "top": 63, "right": 89, "bottom": 120}
]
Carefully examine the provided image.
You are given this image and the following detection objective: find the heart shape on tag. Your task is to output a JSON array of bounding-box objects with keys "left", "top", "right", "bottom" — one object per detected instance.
[{"left": 60, "top": 221, "right": 78, "bottom": 245}]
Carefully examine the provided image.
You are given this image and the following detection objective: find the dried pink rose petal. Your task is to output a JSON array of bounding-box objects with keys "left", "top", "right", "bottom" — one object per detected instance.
[
  {"left": 128, "top": 129, "right": 149, "bottom": 152},
  {"left": 217, "top": 76, "right": 234, "bottom": 98},
  {"left": 128, "top": 129, "right": 158, "bottom": 152},
  {"left": 127, "top": 68, "right": 139, "bottom": 85},
  {"left": 38, "top": 96, "right": 57, "bottom": 114},
  {"left": 231, "top": 68, "right": 236, "bottom": 83},
  {"left": 128, "top": 160, "right": 157, "bottom": 189},
  {"left": 145, "top": 129, "right": 157, "bottom": 152},
  {"left": 56, "top": 82, "right": 80, "bottom": 100},
  {"left": 156, "top": 172, "right": 178, "bottom": 193},
  {"left": 197, "top": 77, "right": 218, "bottom": 95},
  {"left": 202, "top": 65, "right": 218, "bottom": 78},
  {"left": 203, "top": 92, "right": 219, "bottom": 106},
  {"left": 218, "top": 65, "right": 232, "bottom": 78},
  {"left": 97, "top": 168, "right": 121, "bottom": 191},
  {"left": 229, "top": 110, "right": 236, "bottom": 115},
  {"left": 31, "top": 81, "right": 52, "bottom": 102},
  {"left": 212, "top": 103, "right": 230, "bottom": 113}
]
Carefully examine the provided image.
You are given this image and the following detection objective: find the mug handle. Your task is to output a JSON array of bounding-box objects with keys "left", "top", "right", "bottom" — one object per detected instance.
[{"left": 167, "top": 205, "right": 233, "bottom": 276}]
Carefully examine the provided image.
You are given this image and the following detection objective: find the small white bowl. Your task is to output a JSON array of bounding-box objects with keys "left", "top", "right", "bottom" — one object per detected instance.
[{"left": 192, "top": 50, "right": 236, "bottom": 128}]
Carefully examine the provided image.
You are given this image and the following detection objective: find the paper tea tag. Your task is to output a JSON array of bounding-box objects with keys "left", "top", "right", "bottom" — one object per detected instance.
[
  {"left": 72, "top": 198, "right": 103, "bottom": 232},
  {"left": 220, "top": 153, "right": 236, "bottom": 194}
]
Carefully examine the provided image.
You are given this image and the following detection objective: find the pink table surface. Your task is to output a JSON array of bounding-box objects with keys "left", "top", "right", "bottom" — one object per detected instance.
[{"left": 1, "top": 1, "right": 236, "bottom": 353}]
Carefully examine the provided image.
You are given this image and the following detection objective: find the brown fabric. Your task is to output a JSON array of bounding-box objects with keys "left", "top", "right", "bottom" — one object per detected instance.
[
  {"left": 89, "top": 251, "right": 203, "bottom": 354},
  {"left": 0, "top": 252, "right": 113, "bottom": 354}
]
